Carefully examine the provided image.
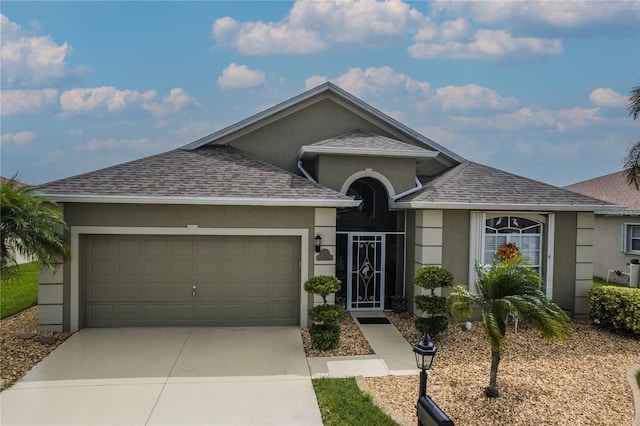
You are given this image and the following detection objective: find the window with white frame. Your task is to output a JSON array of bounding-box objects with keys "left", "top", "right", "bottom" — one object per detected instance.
[
  {"left": 622, "top": 223, "right": 640, "bottom": 253},
  {"left": 485, "top": 215, "right": 543, "bottom": 273}
]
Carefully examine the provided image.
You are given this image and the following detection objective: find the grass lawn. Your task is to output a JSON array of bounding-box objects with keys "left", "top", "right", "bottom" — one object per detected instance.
[
  {"left": 312, "top": 377, "right": 398, "bottom": 426},
  {"left": 1, "top": 262, "right": 38, "bottom": 319}
]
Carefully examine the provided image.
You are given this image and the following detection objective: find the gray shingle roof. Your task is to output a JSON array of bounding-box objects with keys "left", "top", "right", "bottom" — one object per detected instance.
[
  {"left": 38, "top": 146, "right": 357, "bottom": 206},
  {"left": 564, "top": 171, "right": 640, "bottom": 211},
  {"left": 299, "top": 130, "right": 438, "bottom": 160},
  {"left": 398, "top": 161, "right": 615, "bottom": 209},
  {"left": 310, "top": 131, "right": 430, "bottom": 151}
]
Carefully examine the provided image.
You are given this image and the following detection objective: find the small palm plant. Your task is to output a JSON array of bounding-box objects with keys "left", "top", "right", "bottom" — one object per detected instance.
[
  {"left": 1, "top": 178, "right": 68, "bottom": 279},
  {"left": 446, "top": 252, "right": 572, "bottom": 398}
]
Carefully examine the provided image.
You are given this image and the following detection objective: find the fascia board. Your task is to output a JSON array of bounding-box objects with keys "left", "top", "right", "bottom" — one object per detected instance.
[
  {"left": 391, "top": 201, "right": 622, "bottom": 211},
  {"left": 298, "top": 145, "right": 439, "bottom": 160},
  {"left": 44, "top": 194, "right": 361, "bottom": 208}
]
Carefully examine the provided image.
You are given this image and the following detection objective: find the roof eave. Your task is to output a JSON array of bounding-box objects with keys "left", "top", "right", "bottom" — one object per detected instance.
[
  {"left": 42, "top": 194, "right": 361, "bottom": 208},
  {"left": 392, "top": 201, "right": 620, "bottom": 212},
  {"left": 298, "top": 145, "right": 439, "bottom": 160}
]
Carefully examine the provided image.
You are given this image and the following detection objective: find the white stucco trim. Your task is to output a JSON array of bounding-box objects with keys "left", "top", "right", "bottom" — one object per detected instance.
[
  {"left": 340, "top": 169, "right": 396, "bottom": 199},
  {"left": 546, "top": 213, "right": 555, "bottom": 299},
  {"left": 70, "top": 226, "right": 309, "bottom": 332},
  {"left": 45, "top": 195, "right": 360, "bottom": 208},
  {"left": 395, "top": 201, "right": 610, "bottom": 212},
  {"left": 298, "top": 145, "right": 439, "bottom": 159}
]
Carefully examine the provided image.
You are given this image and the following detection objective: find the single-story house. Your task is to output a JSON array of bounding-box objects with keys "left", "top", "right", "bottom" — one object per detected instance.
[
  {"left": 37, "top": 82, "right": 613, "bottom": 332},
  {"left": 565, "top": 171, "right": 639, "bottom": 285}
]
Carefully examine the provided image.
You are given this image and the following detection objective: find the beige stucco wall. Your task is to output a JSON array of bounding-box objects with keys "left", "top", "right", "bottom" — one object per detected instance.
[
  {"left": 442, "top": 210, "right": 470, "bottom": 287},
  {"left": 229, "top": 98, "right": 403, "bottom": 174},
  {"left": 552, "top": 212, "right": 578, "bottom": 314},
  {"left": 316, "top": 155, "right": 417, "bottom": 196},
  {"left": 593, "top": 215, "right": 639, "bottom": 284}
]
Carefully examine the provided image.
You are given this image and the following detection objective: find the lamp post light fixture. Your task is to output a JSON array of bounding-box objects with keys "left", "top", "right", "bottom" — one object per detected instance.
[
  {"left": 314, "top": 234, "right": 322, "bottom": 253},
  {"left": 413, "top": 333, "right": 437, "bottom": 398}
]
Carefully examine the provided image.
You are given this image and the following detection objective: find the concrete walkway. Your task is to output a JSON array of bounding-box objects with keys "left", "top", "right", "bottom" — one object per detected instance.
[
  {"left": 307, "top": 311, "right": 418, "bottom": 378},
  {"left": 0, "top": 327, "right": 322, "bottom": 426}
]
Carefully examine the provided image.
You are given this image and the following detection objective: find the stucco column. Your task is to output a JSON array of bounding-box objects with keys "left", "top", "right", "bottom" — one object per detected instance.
[
  {"left": 313, "top": 208, "right": 337, "bottom": 307},
  {"left": 414, "top": 210, "right": 444, "bottom": 307},
  {"left": 574, "top": 212, "right": 595, "bottom": 318},
  {"left": 38, "top": 266, "right": 64, "bottom": 332}
]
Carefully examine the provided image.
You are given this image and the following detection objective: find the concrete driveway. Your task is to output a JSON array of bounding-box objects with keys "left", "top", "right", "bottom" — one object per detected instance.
[{"left": 0, "top": 327, "right": 323, "bottom": 425}]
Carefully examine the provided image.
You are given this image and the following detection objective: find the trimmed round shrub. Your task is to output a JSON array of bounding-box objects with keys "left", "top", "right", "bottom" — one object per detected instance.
[
  {"left": 414, "top": 315, "right": 449, "bottom": 338},
  {"left": 414, "top": 266, "right": 453, "bottom": 290},
  {"left": 415, "top": 295, "right": 447, "bottom": 314},
  {"left": 309, "top": 304, "right": 344, "bottom": 323},
  {"left": 310, "top": 323, "right": 341, "bottom": 350},
  {"left": 304, "top": 275, "right": 341, "bottom": 304}
]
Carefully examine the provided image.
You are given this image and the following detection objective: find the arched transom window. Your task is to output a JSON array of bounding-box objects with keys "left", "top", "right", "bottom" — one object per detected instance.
[{"left": 485, "top": 216, "right": 542, "bottom": 272}]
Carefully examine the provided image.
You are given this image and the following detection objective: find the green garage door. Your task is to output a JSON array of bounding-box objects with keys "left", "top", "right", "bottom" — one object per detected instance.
[{"left": 82, "top": 235, "right": 300, "bottom": 327}]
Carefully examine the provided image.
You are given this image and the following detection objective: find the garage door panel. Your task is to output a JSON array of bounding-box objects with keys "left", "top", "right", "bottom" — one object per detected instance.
[
  {"left": 219, "top": 283, "right": 246, "bottom": 298},
  {"left": 142, "top": 260, "right": 167, "bottom": 277},
  {"left": 83, "top": 235, "right": 300, "bottom": 327},
  {"left": 118, "top": 260, "right": 142, "bottom": 277},
  {"left": 118, "top": 239, "right": 142, "bottom": 256}
]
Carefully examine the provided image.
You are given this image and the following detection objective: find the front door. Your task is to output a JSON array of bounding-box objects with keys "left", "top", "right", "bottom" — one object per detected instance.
[{"left": 347, "top": 233, "right": 385, "bottom": 310}]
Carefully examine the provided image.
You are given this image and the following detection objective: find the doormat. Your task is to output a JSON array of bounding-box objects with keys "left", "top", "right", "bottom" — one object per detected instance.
[{"left": 357, "top": 317, "right": 391, "bottom": 325}]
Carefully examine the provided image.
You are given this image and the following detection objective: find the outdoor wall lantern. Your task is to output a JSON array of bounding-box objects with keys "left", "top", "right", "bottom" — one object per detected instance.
[
  {"left": 413, "top": 333, "right": 437, "bottom": 396},
  {"left": 314, "top": 234, "right": 322, "bottom": 253}
]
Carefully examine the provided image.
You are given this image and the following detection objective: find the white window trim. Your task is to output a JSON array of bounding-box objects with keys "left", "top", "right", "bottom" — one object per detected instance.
[
  {"left": 469, "top": 212, "right": 554, "bottom": 299},
  {"left": 70, "top": 226, "right": 309, "bottom": 332},
  {"left": 622, "top": 223, "right": 640, "bottom": 254}
]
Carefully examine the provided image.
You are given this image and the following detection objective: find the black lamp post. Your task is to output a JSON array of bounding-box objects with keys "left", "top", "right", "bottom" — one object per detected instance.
[
  {"left": 314, "top": 234, "right": 322, "bottom": 253},
  {"left": 413, "top": 333, "right": 437, "bottom": 398}
]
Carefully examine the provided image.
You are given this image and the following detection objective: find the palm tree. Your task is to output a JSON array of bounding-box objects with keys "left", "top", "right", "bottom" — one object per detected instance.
[
  {"left": 446, "top": 256, "right": 572, "bottom": 398},
  {"left": 625, "top": 84, "right": 640, "bottom": 190},
  {"left": 1, "top": 177, "right": 69, "bottom": 278}
]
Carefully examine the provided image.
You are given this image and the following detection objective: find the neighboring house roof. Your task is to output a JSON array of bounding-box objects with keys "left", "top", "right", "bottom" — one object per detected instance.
[
  {"left": 298, "top": 130, "right": 438, "bottom": 160},
  {"left": 37, "top": 146, "right": 359, "bottom": 207},
  {"left": 564, "top": 171, "right": 640, "bottom": 211},
  {"left": 395, "top": 161, "right": 616, "bottom": 211},
  {"left": 182, "top": 82, "right": 465, "bottom": 165}
]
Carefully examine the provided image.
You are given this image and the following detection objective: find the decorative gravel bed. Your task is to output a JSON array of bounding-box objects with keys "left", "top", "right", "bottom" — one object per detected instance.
[
  {"left": 301, "top": 312, "right": 374, "bottom": 357},
  {"left": 0, "top": 307, "right": 73, "bottom": 391},
  {"left": 374, "top": 312, "right": 640, "bottom": 426}
]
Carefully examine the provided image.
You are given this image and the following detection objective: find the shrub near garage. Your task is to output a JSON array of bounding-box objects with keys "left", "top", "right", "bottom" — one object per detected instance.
[
  {"left": 588, "top": 286, "right": 640, "bottom": 335},
  {"left": 304, "top": 275, "right": 344, "bottom": 350}
]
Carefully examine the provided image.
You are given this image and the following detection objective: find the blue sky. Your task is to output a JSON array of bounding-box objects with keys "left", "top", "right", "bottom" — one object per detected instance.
[{"left": 1, "top": 1, "right": 639, "bottom": 187}]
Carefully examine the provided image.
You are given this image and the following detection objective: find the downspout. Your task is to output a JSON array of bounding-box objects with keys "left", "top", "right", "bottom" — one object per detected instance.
[
  {"left": 393, "top": 177, "right": 422, "bottom": 201},
  {"left": 297, "top": 160, "right": 317, "bottom": 183}
]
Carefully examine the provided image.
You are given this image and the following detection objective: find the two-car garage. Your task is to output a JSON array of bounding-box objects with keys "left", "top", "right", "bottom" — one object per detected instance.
[{"left": 81, "top": 234, "right": 301, "bottom": 328}]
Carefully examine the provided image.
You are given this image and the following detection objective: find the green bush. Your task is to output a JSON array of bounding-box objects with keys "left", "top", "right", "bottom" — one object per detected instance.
[
  {"left": 309, "top": 304, "right": 344, "bottom": 323},
  {"left": 588, "top": 286, "right": 640, "bottom": 335},
  {"left": 415, "top": 315, "right": 449, "bottom": 338},
  {"left": 304, "top": 275, "right": 341, "bottom": 304},
  {"left": 415, "top": 295, "right": 447, "bottom": 314},
  {"left": 310, "top": 323, "right": 341, "bottom": 350},
  {"left": 414, "top": 266, "right": 453, "bottom": 290}
]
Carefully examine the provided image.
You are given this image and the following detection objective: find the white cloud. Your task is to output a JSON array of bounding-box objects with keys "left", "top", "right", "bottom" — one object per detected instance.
[
  {"left": 0, "top": 14, "right": 89, "bottom": 88},
  {"left": 212, "top": 0, "right": 426, "bottom": 55},
  {"left": 69, "top": 128, "right": 83, "bottom": 136},
  {"left": 59, "top": 86, "right": 197, "bottom": 118},
  {"left": 74, "top": 138, "right": 169, "bottom": 152},
  {"left": 141, "top": 88, "right": 200, "bottom": 118},
  {"left": 60, "top": 86, "right": 156, "bottom": 114},
  {"left": 0, "top": 88, "right": 58, "bottom": 115},
  {"left": 451, "top": 106, "right": 600, "bottom": 132},
  {"left": 306, "top": 66, "right": 431, "bottom": 98},
  {"left": 589, "top": 88, "right": 628, "bottom": 108},
  {"left": 173, "top": 121, "right": 220, "bottom": 141},
  {"left": 431, "top": 0, "right": 639, "bottom": 36},
  {"left": 0, "top": 130, "right": 37, "bottom": 146},
  {"left": 408, "top": 29, "right": 562, "bottom": 62},
  {"left": 416, "top": 84, "right": 518, "bottom": 111},
  {"left": 217, "top": 63, "right": 266, "bottom": 90}
]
